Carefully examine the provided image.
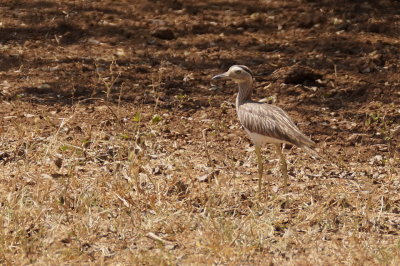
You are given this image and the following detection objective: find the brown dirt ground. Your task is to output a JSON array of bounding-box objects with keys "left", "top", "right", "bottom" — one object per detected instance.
[{"left": 0, "top": 0, "right": 399, "bottom": 264}]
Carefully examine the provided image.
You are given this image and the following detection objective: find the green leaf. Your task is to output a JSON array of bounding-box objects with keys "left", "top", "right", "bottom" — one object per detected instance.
[
  {"left": 152, "top": 114, "right": 162, "bottom": 124},
  {"left": 132, "top": 112, "right": 141, "bottom": 122},
  {"left": 175, "top": 94, "right": 187, "bottom": 100},
  {"left": 59, "top": 145, "right": 70, "bottom": 152},
  {"left": 120, "top": 134, "right": 130, "bottom": 139}
]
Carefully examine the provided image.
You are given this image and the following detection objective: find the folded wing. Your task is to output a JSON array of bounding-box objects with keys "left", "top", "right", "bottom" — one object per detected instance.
[{"left": 238, "top": 102, "right": 316, "bottom": 149}]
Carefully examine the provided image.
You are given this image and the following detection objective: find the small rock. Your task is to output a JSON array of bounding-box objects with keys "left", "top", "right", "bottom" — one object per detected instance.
[
  {"left": 87, "top": 38, "right": 101, "bottom": 45},
  {"left": 41, "top": 174, "right": 53, "bottom": 179},
  {"left": 369, "top": 155, "right": 383, "bottom": 165},
  {"left": 361, "top": 67, "right": 371, "bottom": 73},
  {"left": 197, "top": 170, "right": 219, "bottom": 182},
  {"left": 197, "top": 174, "right": 212, "bottom": 182},
  {"left": 38, "top": 83, "right": 51, "bottom": 89}
]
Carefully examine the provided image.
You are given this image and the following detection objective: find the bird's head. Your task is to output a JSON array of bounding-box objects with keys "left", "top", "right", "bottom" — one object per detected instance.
[{"left": 212, "top": 65, "right": 254, "bottom": 84}]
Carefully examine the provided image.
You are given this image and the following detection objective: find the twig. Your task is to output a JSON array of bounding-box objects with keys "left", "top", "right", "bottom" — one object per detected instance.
[
  {"left": 44, "top": 113, "right": 76, "bottom": 157},
  {"left": 146, "top": 232, "right": 176, "bottom": 248},
  {"left": 202, "top": 128, "right": 219, "bottom": 185}
]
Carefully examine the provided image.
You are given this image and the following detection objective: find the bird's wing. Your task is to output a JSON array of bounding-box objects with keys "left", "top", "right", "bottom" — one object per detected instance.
[{"left": 237, "top": 102, "right": 315, "bottom": 148}]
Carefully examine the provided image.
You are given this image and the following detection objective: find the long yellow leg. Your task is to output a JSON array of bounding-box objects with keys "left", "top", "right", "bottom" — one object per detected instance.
[
  {"left": 255, "top": 145, "right": 263, "bottom": 196},
  {"left": 275, "top": 144, "right": 288, "bottom": 187}
]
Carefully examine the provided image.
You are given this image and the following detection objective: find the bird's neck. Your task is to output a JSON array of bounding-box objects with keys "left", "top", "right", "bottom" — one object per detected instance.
[{"left": 236, "top": 79, "right": 253, "bottom": 106}]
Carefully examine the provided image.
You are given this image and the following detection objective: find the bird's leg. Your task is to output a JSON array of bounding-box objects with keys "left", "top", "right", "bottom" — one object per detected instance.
[
  {"left": 255, "top": 145, "right": 263, "bottom": 196},
  {"left": 275, "top": 144, "right": 288, "bottom": 187}
]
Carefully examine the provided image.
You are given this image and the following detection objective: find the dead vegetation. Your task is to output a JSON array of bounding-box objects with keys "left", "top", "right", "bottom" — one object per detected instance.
[{"left": 0, "top": 0, "right": 399, "bottom": 264}]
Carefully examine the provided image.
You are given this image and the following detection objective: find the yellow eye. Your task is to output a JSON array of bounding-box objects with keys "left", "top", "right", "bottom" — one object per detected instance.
[{"left": 234, "top": 70, "right": 242, "bottom": 74}]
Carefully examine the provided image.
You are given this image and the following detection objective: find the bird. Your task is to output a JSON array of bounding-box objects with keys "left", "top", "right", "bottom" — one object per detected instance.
[{"left": 212, "top": 65, "right": 317, "bottom": 195}]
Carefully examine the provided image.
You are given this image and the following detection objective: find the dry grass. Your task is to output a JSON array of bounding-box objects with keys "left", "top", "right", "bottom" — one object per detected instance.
[
  {"left": 1, "top": 0, "right": 400, "bottom": 264},
  {"left": 1, "top": 92, "right": 399, "bottom": 265}
]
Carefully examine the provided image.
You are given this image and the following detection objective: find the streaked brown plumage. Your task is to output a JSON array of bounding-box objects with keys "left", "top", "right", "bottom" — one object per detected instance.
[
  {"left": 238, "top": 101, "right": 317, "bottom": 155},
  {"left": 212, "top": 65, "right": 317, "bottom": 195}
]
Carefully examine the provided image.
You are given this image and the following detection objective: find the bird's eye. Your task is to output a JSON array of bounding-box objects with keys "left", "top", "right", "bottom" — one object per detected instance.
[{"left": 234, "top": 70, "right": 242, "bottom": 74}]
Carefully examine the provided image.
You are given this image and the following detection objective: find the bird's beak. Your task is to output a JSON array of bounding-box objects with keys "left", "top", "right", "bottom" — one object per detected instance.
[{"left": 212, "top": 72, "right": 230, "bottom": 80}]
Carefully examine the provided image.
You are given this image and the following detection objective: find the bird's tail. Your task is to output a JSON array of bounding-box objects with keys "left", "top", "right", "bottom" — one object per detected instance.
[{"left": 302, "top": 145, "right": 320, "bottom": 160}]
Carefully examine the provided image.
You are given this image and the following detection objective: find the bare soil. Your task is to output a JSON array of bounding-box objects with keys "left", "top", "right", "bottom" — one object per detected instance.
[{"left": 0, "top": 0, "right": 399, "bottom": 264}]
